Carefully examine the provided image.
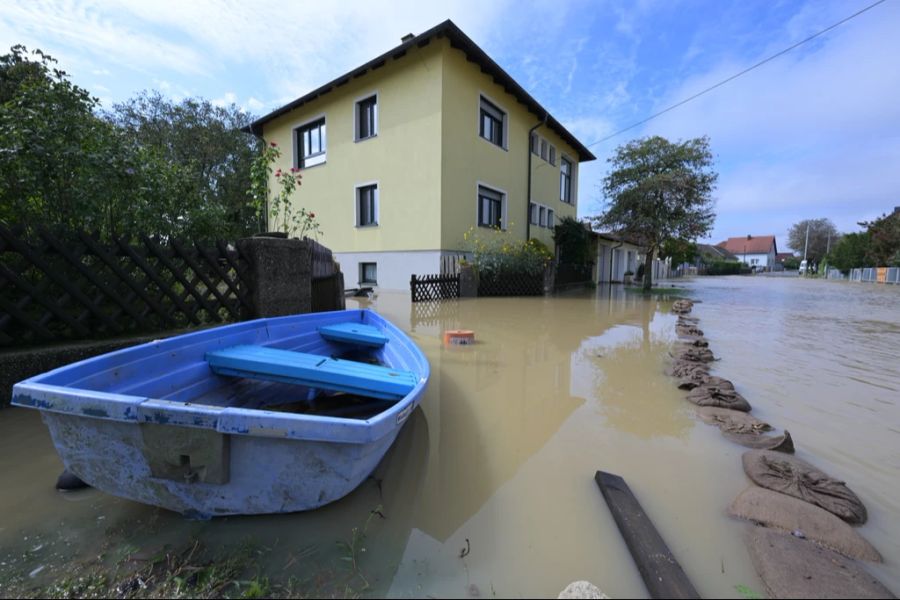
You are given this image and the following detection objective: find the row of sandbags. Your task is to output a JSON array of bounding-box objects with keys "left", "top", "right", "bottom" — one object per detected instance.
[{"left": 667, "top": 298, "right": 894, "bottom": 599}]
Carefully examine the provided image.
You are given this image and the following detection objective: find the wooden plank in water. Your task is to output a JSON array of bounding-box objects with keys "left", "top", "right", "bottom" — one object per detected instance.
[{"left": 594, "top": 470, "right": 700, "bottom": 600}]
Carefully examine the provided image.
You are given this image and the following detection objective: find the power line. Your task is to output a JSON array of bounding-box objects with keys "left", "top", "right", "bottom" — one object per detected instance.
[{"left": 586, "top": 0, "right": 887, "bottom": 148}]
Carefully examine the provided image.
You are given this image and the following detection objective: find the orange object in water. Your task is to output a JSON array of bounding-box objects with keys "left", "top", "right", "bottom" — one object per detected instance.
[{"left": 443, "top": 330, "right": 475, "bottom": 346}]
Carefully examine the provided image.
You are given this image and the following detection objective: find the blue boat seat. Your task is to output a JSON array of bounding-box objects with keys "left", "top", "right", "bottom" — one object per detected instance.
[
  {"left": 205, "top": 345, "right": 416, "bottom": 401},
  {"left": 318, "top": 323, "right": 389, "bottom": 348}
]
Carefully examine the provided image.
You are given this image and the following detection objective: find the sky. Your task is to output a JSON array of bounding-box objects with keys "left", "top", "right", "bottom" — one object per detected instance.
[{"left": 3, "top": 0, "right": 899, "bottom": 253}]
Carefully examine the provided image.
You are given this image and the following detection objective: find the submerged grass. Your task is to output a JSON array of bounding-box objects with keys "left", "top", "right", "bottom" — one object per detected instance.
[{"left": 1, "top": 512, "right": 381, "bottom": 600}]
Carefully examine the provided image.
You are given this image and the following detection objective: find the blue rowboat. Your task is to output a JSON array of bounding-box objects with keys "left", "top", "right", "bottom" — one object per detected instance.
[{"left": 11, "top": 309, "right": 429, "bottom": 517}]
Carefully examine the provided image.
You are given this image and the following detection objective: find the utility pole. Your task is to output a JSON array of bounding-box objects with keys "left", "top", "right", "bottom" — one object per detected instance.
[{"left": 803, "top": 222, "right": 810, "bottom": 261}]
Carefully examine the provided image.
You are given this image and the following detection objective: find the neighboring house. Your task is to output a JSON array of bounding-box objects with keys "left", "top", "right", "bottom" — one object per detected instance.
[
  {"left": 592, "top": 233, "right": 643, "bottom": 283},
  {"left": 247, "top": 20, "right": 595, "bottom": 290},
  {"left": 696, "top": 243, "right": 738, "bottom": 264},
  {"left": 716, "top": 235, "right": 778, "bottom": 270}
]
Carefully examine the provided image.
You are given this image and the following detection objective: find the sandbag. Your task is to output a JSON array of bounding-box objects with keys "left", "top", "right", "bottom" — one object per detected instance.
[
  {"left": 723, "top": 430, "right": 794, "bottom": 453},
  {"left": 742, "top": 450, "right": 867, "bottom": 524},
  {"left": 666, "top": 360, "right": 710, "bottom": 390},
  {"left": 671, "top": 299, "right": 694, "bottom": 314},
  {"left": 696, "top": 406, "right": 770, "bottom": 433},
  {"left": 686, "top": 378, "right": 751, "bottom": 412},
  {"left": 677, "top": 315, "right": 700, "bottom": 324},
  {"left": 729, "top": 487, "right": 881, "bottom": 562},
  {"left": 678, "top": 337, "right": 709, "bottom": 348},
  {"left": 675, "top": 324, "right": 704, "bottom": 338},
  {"left": 672, "top": 346, "right": 715, "bottom": 363},
  {"left": 747, "top": 528, "right": 893, "bottom": 599}
]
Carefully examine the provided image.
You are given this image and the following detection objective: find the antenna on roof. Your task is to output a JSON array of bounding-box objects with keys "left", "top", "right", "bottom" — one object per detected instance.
[{"left": 401, "top": 33, "right": 415, "bottom": 43}]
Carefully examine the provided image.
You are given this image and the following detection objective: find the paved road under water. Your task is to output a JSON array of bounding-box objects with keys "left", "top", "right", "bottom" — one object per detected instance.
[{"left": 0, "top": 277, "right": 897, "bottom": 598}]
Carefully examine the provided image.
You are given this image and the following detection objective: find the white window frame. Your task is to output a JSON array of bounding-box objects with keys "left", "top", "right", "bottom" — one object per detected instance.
[
  {"left": 359, "top": 262, "right": 377, "bottom": 285},
  {"left": 477, "top": 93, "right": 508, "bottom": 150},
  {"left": 354, "top": 181, "right": 379, "bottom": 227},
  {"left": 560, "top": 154, "right": 576, "bottom": 205},
  {"left": 475, "top": 181, "right": 507, "bottom": 229},
  {"left": 353, "top": 91, "right": 378, "bottom": 142},
  {"left": 292, "top": 112, "right": 327, "bottom": 169}
]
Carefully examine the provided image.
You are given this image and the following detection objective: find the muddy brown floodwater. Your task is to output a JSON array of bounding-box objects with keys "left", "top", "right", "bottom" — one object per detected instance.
[{"left": 0, "top": 277, "right": 897, "bottom": 598}]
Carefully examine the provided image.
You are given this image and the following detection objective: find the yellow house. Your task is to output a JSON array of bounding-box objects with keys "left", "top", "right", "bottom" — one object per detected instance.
[{"left": 248, "top": 20, "right": 595, "bottom": 290}]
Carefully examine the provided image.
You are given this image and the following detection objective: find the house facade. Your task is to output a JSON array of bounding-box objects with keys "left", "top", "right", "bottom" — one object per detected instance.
[
  {"left": 248, "top": 20, "right": 595, "bottom": 289},
  {"left": 717, "top": 235, "right": 777, "bottom": 270},
  {"left": 592, "top": 233, "right": 642, "bottom": 283}
]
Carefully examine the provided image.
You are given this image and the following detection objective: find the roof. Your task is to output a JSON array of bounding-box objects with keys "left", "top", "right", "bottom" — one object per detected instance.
[
  {"left": 717, "top": 235, "right": 777, "bottom": 256},
  {"left": 591, "top": 231, "right": 644, "bottom": 248},
  {"left": 246, "top": 19, "right": 596, "bottom": 162},
  {"left": 697, "top": 243, "right": 737, "bottom": 262}
]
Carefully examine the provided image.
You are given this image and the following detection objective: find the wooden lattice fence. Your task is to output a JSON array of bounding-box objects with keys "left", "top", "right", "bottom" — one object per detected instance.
[
  {"left": 410, "top": 273, "right": 460, "bottom": 302},
  {"left": 0, "top": 225, "right": 250, "bottom": 347},
  {"left": 478, "top": 272, "right": 544, "bottom": 296}
]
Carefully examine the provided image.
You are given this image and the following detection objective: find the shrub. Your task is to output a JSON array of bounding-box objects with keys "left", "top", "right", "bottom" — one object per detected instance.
[{"left": 463, "top": 227, "right": 552, "bottom": 278}]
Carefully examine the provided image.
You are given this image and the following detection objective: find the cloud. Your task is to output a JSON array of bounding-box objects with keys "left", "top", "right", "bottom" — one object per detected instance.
[{"left": 636, "top": 0, "right": 900, "bottom": 243}]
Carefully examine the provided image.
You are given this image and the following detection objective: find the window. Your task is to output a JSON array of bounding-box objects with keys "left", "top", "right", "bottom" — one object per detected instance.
[
  {"left": 560, "top": 157, "right": 572, "bottom": 203},
  {"left": 549, "top": 145, "right": 556, "bottom": 166},
  {"left": 539, "top": 206, "right": 546, "bottom": 227},
  {"left": 478, "top": 185, "right": 503, "bottom": 228},
  {"left": 295, "top": 118, "right": 326, "bottom": 168},
  {"left": 547, "top": 209, "right": 555, "bottom": 229},
  {"left": 479, "top": 97, "right": 505, "bottom": 147},
  {"left": 530, "top": 202, "right": 538, "bottom": 225},
  {"left": 360, "top": 262, "right": 377, "bottom": 284},
  {"left": 356, "top": 184, "right": 378, "bottom": 227},
  {"left": 356, "top": 95, "right": 377, "bottom": 140},
  {"left": 531, "top": 133, "right": 539, "bottom": 155},
  {"left": 540, "top": 139, "right": 548, "bottom": 161}
]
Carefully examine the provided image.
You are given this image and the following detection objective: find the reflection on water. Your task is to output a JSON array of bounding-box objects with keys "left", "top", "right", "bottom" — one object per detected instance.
[
  {"left": 6, "top": 279, "right": 897, "bottom": 598},
  {"left": 681, "top": 276, "right": 900, "bottom": 594}
]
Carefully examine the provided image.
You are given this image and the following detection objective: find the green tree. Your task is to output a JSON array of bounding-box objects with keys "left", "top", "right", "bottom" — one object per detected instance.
[
  {"left": 593, "top": 135, "right": 717, "bottom": 290},
  {"left": 828, "top": 232, "right": 871, "bottom": 273},
  {"left": 787, "top": 218, "right": 840, "bottom": 264},
  {"left": 552, "top": 216, "right": 592, "bottom": 265},
  {"left": 860, "top": 210, "right": 900, "bottom": 267},
  {"left": 659, "top": 237, "right": 698, "bottom": 266},
  {"left": 0, "top": 45, "right": 115, "bottom": 230},
  {"left": 108, "top": 92, "right": 261, "bottom": 238}
]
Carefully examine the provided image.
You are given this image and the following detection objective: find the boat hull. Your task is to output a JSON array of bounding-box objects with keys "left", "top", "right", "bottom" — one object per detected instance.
[
  {"left": 42, "top": 411, "right": 398, "bottom": 516},
  {"left": 13, "top": 309, "right": 429, "bottom": 516}
]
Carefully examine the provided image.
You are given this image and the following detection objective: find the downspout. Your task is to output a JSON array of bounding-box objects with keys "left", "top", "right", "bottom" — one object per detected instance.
[
  {"left": 526, "top": 113, "right": 548, "bottom": 241},
  {"left": 610, "top": 239, "right": 624, "bottom": 282}
]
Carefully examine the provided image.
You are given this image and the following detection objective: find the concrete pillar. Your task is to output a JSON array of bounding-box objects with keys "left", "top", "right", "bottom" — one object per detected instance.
[
  {"left": 459, "top": 264, "right": 478, "bottom": 297},
  {"left": 237, "top": 236, "right": 311, "bottom": 318}
]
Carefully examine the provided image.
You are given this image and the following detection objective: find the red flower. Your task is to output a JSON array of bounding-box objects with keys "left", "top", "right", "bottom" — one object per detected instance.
[
  {"left": 309, "top": 212, "right": 315, "bottom": 218},
  {"left": 290, "top": 167, "right": 298, "bottom": 173},
  {"left": 270, "top": 142, "right": 277, "bottom": 147},
  {"left": 275, "top": 169, "right": 282, "bottom": 177}
]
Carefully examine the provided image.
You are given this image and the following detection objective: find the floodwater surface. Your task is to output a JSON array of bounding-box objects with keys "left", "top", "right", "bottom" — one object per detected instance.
[{"left": 0, "top": 278, "right": 897, "bottom": 598}]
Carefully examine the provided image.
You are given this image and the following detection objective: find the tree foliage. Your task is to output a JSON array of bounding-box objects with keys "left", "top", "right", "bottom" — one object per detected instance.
[
  {"left": 828, "top": 232, "right": 871, "bottom": 273},
  {"left": 107, "top": 92, "right": 261, "bottom": 238},
  {"left": 552, "top": 216, "right": 592, "bottom": 265},
  {"left": 0, "top": 45, "right": 261, "bottom": 240},
  {"left": 593, "top": 135, "right": 717, "bottom": 290},
  {"left": 787, "top": 218, "right": 840, "bottom": 264},
  {"left": 659, "top": 237, "right": 698, "bottom": 266},
  {"left": 860, "top": 210, "right": 900, "bottom": 267}
]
